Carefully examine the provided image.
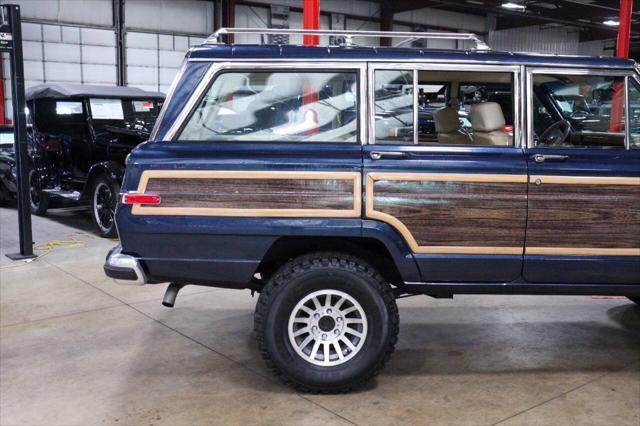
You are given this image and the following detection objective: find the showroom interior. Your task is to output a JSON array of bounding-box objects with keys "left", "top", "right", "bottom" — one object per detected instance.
[{"left": 0, "top": 0, "right": 639, "bottom": 424}]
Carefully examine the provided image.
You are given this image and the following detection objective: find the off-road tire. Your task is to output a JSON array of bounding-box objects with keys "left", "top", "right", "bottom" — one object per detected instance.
[
  {"left": 90, "top": 175, "right": 119, "bottom": 238},
  {"left": 628, "top": 297, "right": 640, "bottom": 306},
  {"left": 29, "top": 168, "right": 49, "bottom": 216},
  {"left": 254, "top": 252, "right": 399, "bottom": 393}
]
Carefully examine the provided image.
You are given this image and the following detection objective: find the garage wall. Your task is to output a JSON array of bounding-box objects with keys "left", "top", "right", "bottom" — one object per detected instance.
[
  {"left": 125, "top": 32, "right": 203, "bottom": 93},
  {"left": 2, "top": 22, "right": 117, "bottom": 120}
]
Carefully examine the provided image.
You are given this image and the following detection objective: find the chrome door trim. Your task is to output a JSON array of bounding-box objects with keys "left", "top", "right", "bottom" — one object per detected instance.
[
  {"left": 525, "top": 67, "right": 635, "bottom": 150},
  {"left": 165, "top": 61, "right": 368, "bottom": 144},
  {"left": 367, "top": 62, "right": 522, "bottom": 148}
]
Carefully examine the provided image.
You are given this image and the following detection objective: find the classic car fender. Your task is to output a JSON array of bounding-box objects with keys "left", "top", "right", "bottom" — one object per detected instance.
[{"left": 84, "top": 161, "right": 125, "bottom": 196}]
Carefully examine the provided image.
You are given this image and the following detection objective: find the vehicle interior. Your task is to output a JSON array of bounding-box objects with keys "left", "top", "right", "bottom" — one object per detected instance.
[
  {"left": 532, "top": 73, "right": 626, "bottom": 148},
  {"left": 33, "top": 98, "right": 88, "bottom": 138},
  {"left": 178, "top": 71, "right": 359, "bottom": 143},
  {"left": 374, "top": 70, "right": 515, "bottom": 146}
]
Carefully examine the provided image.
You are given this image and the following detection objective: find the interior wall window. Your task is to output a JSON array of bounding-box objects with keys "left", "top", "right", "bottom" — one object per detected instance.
[
  {"left": 178, "top": 71, "right": 358, "bottom": 143},
  {"left": 374, "top": 70, "right": 414, "bottom": 144},
  {"left": 532, "top": 73, "right": 626, "bottom": 149},
  {"left": 628, "top": 79, "right": 640, "bottom": 148}
]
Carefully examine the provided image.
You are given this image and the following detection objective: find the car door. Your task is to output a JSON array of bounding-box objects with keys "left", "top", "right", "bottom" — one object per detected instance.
[
  {"left": 523, "top": 67, "right": 640, "bottom": 285},
  {"left": 363, "top": 63, "right": 528, "bottom": 283},
  {"left": 116, "top": 62, "right": 366, "bottom": 286}
]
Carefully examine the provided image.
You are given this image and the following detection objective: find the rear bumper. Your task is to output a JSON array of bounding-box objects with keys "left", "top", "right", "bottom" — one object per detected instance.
[{"left": 104, "top": 245, "right": 147, "bottom": 285}]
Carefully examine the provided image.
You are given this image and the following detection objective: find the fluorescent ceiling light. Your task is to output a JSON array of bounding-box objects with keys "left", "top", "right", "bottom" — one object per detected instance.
[
  {"left": 603, "top": 19, "right": 619, "bottom": 26},
  {"left": 501, "top": 2, "right": 526, "bottom": 10}
]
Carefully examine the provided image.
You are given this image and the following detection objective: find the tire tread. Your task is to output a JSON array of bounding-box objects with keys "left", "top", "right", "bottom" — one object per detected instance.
[{"left": 254, "top": 251, "right": 399, "bottom": 393}]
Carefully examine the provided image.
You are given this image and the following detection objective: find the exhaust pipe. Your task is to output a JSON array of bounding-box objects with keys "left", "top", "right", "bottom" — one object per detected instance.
[{"left": 162, "top": 283, "right": 184, "bottom": 308}]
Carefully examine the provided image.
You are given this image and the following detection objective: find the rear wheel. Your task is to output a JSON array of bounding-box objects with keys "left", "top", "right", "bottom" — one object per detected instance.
[
  {"left": 254, "top": 252, "right": 399, "bottom": 393},
  {"left": 29, "top": 168, "right": 49, "bottom": 216},
  {"left": 628, "top": 297, "right": 640, "bottom": 306},
  {"left": 91, "top": 175, "right": 119, "bottom": 238}
]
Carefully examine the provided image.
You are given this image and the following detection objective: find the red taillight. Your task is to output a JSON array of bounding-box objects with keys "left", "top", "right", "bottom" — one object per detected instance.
[{"left": 122, "top": 193, "right": 161, "bottom": 205}]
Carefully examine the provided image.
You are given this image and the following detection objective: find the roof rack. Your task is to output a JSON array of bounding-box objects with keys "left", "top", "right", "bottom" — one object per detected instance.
[{"left": 204, "top": 28, "right": 491, "bottom": 51}]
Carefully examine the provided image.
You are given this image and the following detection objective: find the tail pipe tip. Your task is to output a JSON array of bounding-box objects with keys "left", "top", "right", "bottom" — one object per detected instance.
[{"left": 162, "top": 283, "right": 185, "bottom": 308}]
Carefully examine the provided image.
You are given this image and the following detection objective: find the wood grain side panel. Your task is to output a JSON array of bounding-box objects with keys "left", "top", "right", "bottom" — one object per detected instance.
[
  {"left": 527, "top": 183, "right": 640, "bottom": 249},
  {"left": 145, "top": 178, "right": 354, "bottom": 210},
  {"left": 131, "top": 170, "right": 361, "bottom": 217},
  {"left": 369, "top": 177, "right": 527, "bottom": 251}
]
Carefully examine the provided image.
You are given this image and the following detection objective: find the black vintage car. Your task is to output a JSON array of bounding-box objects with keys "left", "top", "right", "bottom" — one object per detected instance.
[
  {"left": 24, "top": 84, "right": 164, "bottom": 237},
  {"left": 0, "top": 128, "right": 16, "bottom": 205}
]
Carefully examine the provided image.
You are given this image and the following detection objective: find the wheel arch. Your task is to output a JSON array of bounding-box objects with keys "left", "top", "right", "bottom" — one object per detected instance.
[
  {"left": 83, "top": 161, "right": 124, "bottom": 198},
  {"left": 255, "top": 235, "right": 417, "bottom": 288}
]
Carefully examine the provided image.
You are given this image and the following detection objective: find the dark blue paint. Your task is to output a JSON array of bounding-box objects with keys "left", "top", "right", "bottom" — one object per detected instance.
[
  {"left": 115, "top": 44, "right": 640, "bottom": 292},
  {"left": 524, "top": 255, "right": 640, "bottom": 285},
  {"left": 152, "top": 61, "right": 210, "bottom": 141},
  {"left": 189, "top": 45, "right": 636, "bottom": 70}
]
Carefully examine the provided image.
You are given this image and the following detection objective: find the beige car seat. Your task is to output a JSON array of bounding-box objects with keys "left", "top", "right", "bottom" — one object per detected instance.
[
  {"left": 434, "top": 107, "right": 472, "bottom": 145},
  {"left": 469, "top": 102, "right": 512, "bottom": 146}
]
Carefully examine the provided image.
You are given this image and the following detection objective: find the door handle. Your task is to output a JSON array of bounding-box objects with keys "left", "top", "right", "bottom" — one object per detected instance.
[
  {"left": 369, "top": 151, "right": 407, "bottom": 160},
  {"left": 531, "top": 154, "right": 569, "bottom": 163}
]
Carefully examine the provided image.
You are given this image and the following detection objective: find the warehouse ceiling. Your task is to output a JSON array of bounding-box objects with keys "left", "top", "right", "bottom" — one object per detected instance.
[{"left": 382, "top": 0, "right": 639, "bottom": 44}]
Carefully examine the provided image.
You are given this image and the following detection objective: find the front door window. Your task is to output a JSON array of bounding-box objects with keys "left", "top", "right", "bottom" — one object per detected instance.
[{"left": 532, "top": 73, "right": 626, "bottom": 149}]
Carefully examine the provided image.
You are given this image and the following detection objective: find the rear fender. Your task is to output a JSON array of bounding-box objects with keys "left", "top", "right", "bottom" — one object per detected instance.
[{"left": 83, "top": 161, "right": 124, "bottom": 198}]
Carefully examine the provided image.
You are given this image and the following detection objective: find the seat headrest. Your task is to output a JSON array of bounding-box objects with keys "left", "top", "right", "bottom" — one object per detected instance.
[
  {"left": 470, "top": 102, "right": 506, "bottom": 132},
  {"left": 263, "top": 73, "right": 303, "bottom": 102},
  {"left": 434, "top": 107, "right": 460, "bottom": 134}
]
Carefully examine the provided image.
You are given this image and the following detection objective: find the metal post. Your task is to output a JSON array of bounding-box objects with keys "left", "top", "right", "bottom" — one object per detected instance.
[
  {"left": 3, "top": 4, "right": 35, "bottom": 259},
  {"left": 380, "top": 3, "right": 394, "bottom": 47},
  {"left": 113, "top": 0, "right": 125, "bottom": 86},
  {"left": 303, "top": 0, "right": 320, "bottom": 46}
]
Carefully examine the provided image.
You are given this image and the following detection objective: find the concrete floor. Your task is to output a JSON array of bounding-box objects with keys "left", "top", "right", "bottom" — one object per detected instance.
[{"left": 0, "top": 205, "right": 639, "bottom": 426}]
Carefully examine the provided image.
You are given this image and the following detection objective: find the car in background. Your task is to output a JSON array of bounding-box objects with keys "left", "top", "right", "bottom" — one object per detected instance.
[
  {"left": 26, "top": 83, "right": 164, "bottom": 237},
  {"left": 0, "top": 128, "right": 16, "bottom": 205}
]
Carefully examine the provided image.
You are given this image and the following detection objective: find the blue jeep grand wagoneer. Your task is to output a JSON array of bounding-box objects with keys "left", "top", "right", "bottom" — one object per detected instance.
[{"left": 105, "top": 28, "right": 640, "bottom": 392}]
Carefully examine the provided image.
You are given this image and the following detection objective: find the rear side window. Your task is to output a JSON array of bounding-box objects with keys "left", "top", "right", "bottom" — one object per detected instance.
[
  {"left": 373, "top": 69, "right": 516, "bottom": 146},
  {"left": 532, "top": 73, "right": 626, "bottom": 149},
  {"left": 178, "top": 71, "right": 358, "bottom": 143}
]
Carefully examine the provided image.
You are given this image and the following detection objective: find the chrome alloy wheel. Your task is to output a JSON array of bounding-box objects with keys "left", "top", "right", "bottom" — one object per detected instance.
[
  {"left": 93, "top": 181, "right": 114, "bottom": 233},
  {"left": 288, "top": 289, "right": 368, "bottom": 367}
]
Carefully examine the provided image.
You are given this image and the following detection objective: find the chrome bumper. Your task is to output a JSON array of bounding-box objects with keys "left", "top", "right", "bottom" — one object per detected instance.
[{"left": 104, "top": 245, "right": 147, "bottom": 286}]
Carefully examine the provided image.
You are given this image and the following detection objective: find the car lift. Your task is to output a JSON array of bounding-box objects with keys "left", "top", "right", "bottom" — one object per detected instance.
[{"left": 1, "top": 4, "right": 35, "bottom": 260}]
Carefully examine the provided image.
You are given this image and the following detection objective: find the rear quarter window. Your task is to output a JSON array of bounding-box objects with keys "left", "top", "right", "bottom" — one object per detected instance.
[{"left": 177, "top": 70, "right": 359, "bottom": 143}]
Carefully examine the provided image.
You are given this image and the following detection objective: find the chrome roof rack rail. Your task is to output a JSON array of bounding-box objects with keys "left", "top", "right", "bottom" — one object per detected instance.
[{"left": 204, "top": 27, "right": 491, "bottom": 51}]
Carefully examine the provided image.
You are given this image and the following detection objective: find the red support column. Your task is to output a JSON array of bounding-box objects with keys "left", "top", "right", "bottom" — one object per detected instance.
[
  {"left": 303, "top": 0, "right": 320, "bottom": 46},
  {"left": 610, "top": 0, "right": 633, "bottom": 132},
  {"left": 616, "top": 0, "right": 632, "bottom": 58}
]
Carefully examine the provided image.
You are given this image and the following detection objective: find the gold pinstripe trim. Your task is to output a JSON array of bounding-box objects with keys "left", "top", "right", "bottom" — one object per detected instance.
[
  {"left": 131, "top": 170, "right": 362, "bottom": 217},
  {"left": 529, "top": 175, "right": 640, "bottom": 186}
]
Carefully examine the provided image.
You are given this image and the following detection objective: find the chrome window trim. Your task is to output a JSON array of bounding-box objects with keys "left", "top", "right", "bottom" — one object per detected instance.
[
  {"left": 413, "top": 69, "right": 418, "bottom": 145},
  {"left": 625, "top": 77, "right": 631, "bottom": 150},
  {"left": 525, "top": 67, "right": 635, "bottom": 150},
  {"left": 165, "top": 61, "right": 368, "bottom": 144},
  {"left": 149, "top": 57, "right": 189, "bottom": 141},
  {"left": 368, "top": 62, "right": 522, "bottom": 148}
]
